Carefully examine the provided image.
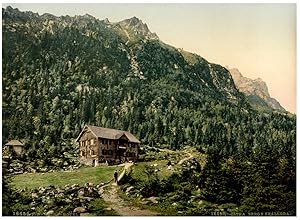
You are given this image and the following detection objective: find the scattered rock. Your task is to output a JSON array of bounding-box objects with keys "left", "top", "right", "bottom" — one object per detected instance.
[{"left": 73, "top": 207, "right": 87, "bottom": 213}]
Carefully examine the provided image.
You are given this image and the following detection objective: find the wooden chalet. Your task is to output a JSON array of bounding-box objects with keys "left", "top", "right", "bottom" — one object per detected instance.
[{"left": 76, "top": 125, "right": 140, "bottom": 166}]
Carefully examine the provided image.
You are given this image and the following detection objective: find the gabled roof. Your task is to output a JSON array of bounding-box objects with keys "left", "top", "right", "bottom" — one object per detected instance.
[
  {"left": 5, "top": 140, "right": 24, "bottom": 146},
  {"left": 76, "top": 125, "right": 141, "bottom": 144}
]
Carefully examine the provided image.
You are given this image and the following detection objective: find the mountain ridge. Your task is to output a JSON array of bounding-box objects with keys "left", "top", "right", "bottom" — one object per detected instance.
[
  {"left": 3, "top": 6, "right": 294, "bottom": 152},
  {"left": 229, "top": 67, "right": 285, "bottom": 112}
]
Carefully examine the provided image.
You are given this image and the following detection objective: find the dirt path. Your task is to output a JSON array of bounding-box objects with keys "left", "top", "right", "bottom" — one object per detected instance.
[
  {"left": 99, "top": 163, "right": 159, "bottom": 216},
  {"left": 178, "top": 152, "right": 193, "bottom": 165}
]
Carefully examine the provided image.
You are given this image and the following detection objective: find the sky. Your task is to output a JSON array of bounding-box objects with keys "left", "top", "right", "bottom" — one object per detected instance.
[{"left": 2, "top": 3, "right": 297, "bottom": 113}]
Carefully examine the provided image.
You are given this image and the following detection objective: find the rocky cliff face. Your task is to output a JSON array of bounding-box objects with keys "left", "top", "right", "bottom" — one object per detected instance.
[
  {"left": 229, "top": 68, "right": 285, "bottom": 112},
  {"left": 117, "top": 16, "right": 159, "bottom": 40}
]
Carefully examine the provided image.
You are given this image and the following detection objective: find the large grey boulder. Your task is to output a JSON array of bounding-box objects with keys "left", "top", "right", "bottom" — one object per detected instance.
[
  {"left": 73, "top": 207, "right": 87, "bottom": 213},
  {"left": 46, "top": 210, "right": 55, "bottom": 216}
]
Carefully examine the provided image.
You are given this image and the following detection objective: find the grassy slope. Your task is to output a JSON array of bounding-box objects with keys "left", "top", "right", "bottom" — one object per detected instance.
[{"left": 11, "top": 165, "right": 122, "bottom": 190}]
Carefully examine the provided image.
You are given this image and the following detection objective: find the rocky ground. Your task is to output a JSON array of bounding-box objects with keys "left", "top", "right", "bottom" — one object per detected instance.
[
  {"left": 100, "top": 183, "right": 159, "bottom": 216},
  {"left": 3, "top": 152, "right": 82, "bottom": 176},
  {"left": 14, "top": 182, "right": 114, "bottom": 216}
]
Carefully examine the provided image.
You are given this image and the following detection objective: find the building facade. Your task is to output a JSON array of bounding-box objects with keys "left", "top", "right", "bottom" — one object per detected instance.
[{"left": 76, "top": 125, "right": 140, "bottom": 166}]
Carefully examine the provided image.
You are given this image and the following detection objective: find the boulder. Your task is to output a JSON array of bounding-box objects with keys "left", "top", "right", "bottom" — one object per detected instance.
[
  {"left": 71, "top": 184, "right": 79, "bottom": 188},
  {"left": 83, "top": 197, "right": 94, "bottom": 202},
  {"left": 29, "top": 167, "right": 36, "bottom": 173},
  {"left": 140, "top": 200, "right": 150, "bottom": 205},
  {"left": 64, "top": 198, "right": 72, "bottom": 203},
  {"left": 31, "top": 193, "right": 38, "bottom": 199},
  {"left": 80, "top": 213, "right": 90, "bottom": 216},
  {"left": 103, "top": 207, "right": 112, "bottom": 211},
  {"left": 46, "top": 210, "right": 55, "bottom": 216},
  {"left": 40, "top": 167, "right": 48, "bottom": 172},
  {"left": 125, "top": 186, "right": 134, "bottom": 193},
  {"left": 39, "top": 187, "right": 45, "bottom": 194},
  {"left": 78, "top": 189, "right": 85, "bottom": 197},
  {"left": 147, "top": 196, "right": 159, "bottom": 204},
  {"left": 73, "top": 207, "right": 87, "bottom": 213},
  {"left": 86, "top": 188, "right": 99, "bottom": 197}
]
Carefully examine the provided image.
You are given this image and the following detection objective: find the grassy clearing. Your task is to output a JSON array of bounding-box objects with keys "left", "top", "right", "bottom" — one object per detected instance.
[
  {"left": 132, "top": 160, "right": 174, "bottom": 181},
  {"left": 11, "top": 165, "right": 122, "bottom": 190}
]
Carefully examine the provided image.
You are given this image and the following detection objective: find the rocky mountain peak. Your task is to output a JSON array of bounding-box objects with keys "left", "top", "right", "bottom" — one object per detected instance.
[
  {"left": 229, "top": 67, "right": 285, "bottom": 112},
  {"left": 118, "top": 16, "right": 159, "bottom": 40}
]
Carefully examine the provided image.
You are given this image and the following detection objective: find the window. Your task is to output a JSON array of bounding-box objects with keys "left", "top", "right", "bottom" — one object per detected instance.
[
  {"left": 102, "top": 149, "right": 107, "bottom": 155},
  {"left": 108, "top": 150, "right": 113, "bottom": 155},
  {"left": 108, "top": 140, "right": 111, "bottom": 145},
  {"left": 82, "top": 151, "right": 86, "bottom": 157},
  {"left": 102, "top": 139, "right": 108, "bottom": 145},
  {"left": 91, "top": 150, "right": 95, "bottom": 155},
  {"left": 126, "top": 152, "right": 130, "bottom": 157}
]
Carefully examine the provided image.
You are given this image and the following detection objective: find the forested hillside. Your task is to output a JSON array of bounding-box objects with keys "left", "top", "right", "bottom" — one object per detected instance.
[{"left": 2, "top": 6, "right": 296, "bottom": 215}]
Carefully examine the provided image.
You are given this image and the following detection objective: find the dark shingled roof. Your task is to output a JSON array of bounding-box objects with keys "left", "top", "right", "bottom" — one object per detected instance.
[
  {"left": 5, "top": 140, "right": 24, "bottom": 146},
  {"left": 76, "top": 125, "right": 141, "bottom": 144}
]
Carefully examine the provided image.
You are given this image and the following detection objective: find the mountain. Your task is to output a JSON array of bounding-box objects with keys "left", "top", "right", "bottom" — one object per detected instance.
[
  {"left": 117, "top": 16, "right": 159, "bottom": 40},
  {"left": 2, "top": 6, "right": 296, "bottom": 215},
  {"left": 229, "top": 68, "right": 286, "bottom": 112},
  {"left": 2, "top": 6, "right": 295, "bottom": 156}
]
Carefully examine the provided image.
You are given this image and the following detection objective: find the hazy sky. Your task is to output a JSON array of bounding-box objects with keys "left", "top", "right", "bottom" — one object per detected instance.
[{"left": 2, "top": 3, "right": 296, "bottom": 113}]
